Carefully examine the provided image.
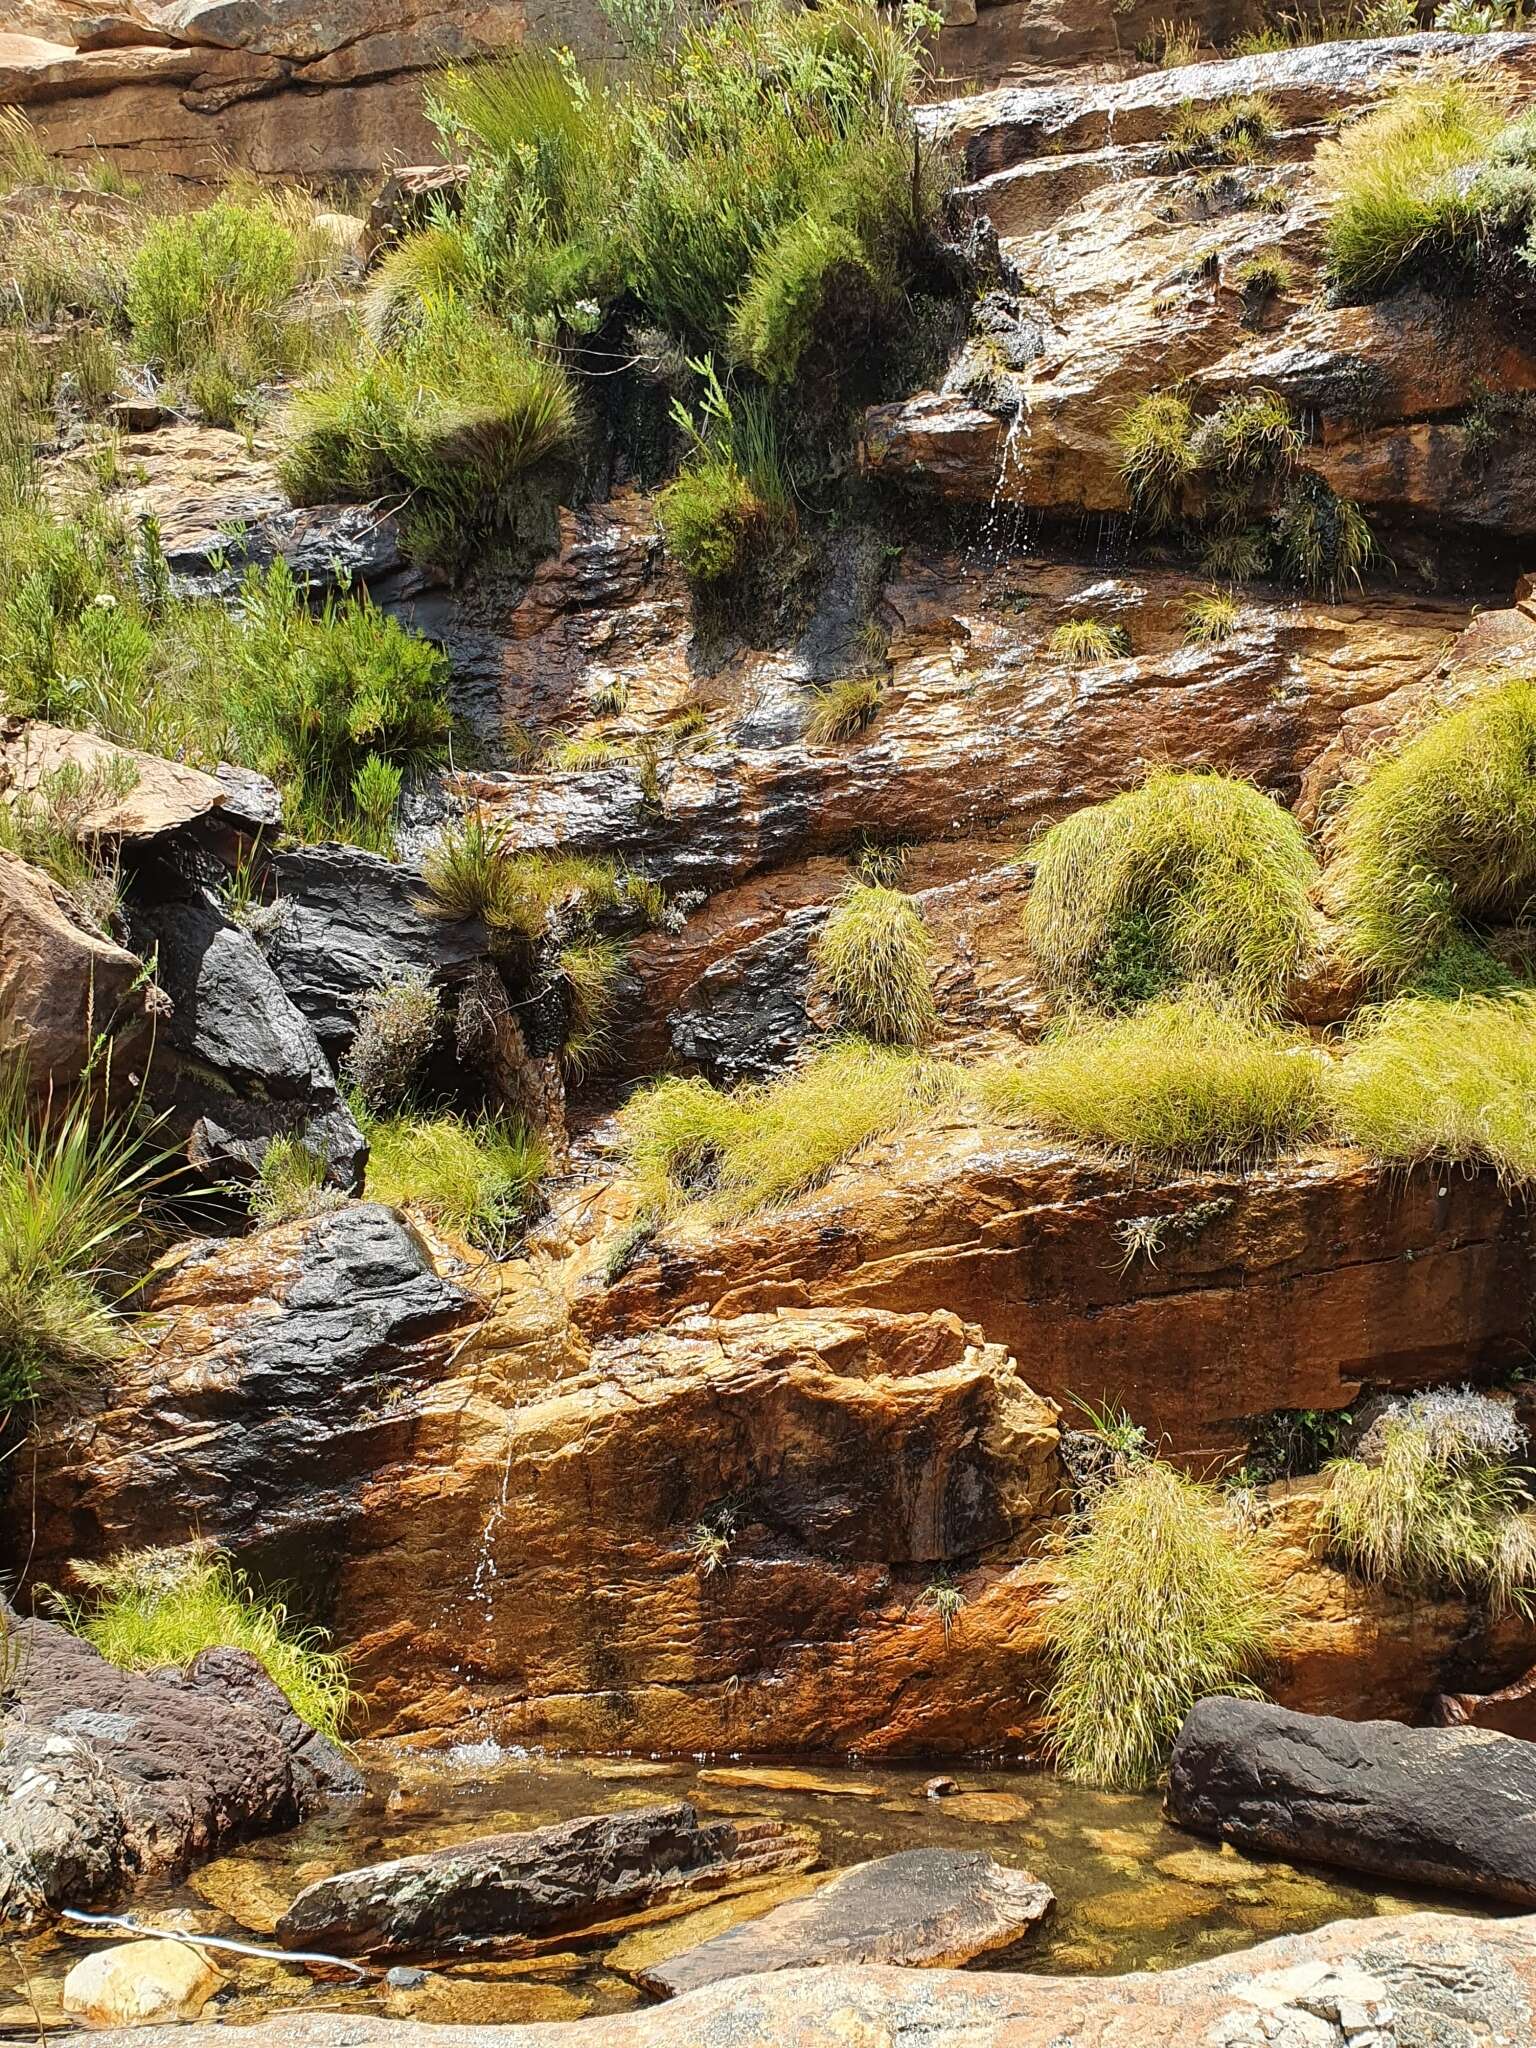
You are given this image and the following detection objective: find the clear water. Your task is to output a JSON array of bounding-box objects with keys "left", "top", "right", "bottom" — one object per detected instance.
[{"left": 4, "top": 1746, "right": 1486, "bottom": 2031}]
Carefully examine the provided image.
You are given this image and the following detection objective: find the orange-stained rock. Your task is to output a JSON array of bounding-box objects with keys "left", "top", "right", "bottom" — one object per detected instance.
[{"left": 0, "top": 844, "right": 149, "bottom": 1098}]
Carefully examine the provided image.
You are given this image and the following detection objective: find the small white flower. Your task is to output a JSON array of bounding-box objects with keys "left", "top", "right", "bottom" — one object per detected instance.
[{"left": 92, "top": 592, "right": 118, "bottom": 610}]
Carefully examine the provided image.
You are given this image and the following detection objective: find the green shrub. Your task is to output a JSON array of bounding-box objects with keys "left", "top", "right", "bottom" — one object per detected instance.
[
  {"left": 975, "top": 1001, "right": 1325, "bottom": 1168},
  {"left": 805, "top": 673, "right": 882, "bottom": 743},
  {"left": 1162, "top": 95, "right": 1278, "bottom": 171},
  {"left": 1023, "top": 769, "right": 1317, "bottom": 1014},
  {"left": 72, "top": 1547, "right": 350, "bottom": 1741},
  {"left": 812, "top": 883, "right": 937, "bottom": 1045},
  {"left": 362, "top": 1110, "right": 546, "bottom": 1251},
  {"left": 1321, "top": 80, "right": 1523, "bottom": 303},
  {"left": 1044, "top": 1459, "right": 1281, "bottom": 1788},
  {"left": 224, "top": 561, "right": 452, "bottom": 847},
  {"left": 1183, "top": 590, "right": 1240, "bottom": 644},
  {"left": 1049, "top": 617, "right": 1131, "bottom": 665},
  {"left": 282, "top": 299, "right": 579, "bottom": 565},
  {"left": 619, "top": 1039, "right": 955, "bottom": 1219},
  {"left": 1321, "top": 1398, "right": 1536, "bottom": 1616},
  {"left": 1330, "top": 676, "right": 1536, "bottom": 984},
  {"left": 657, "top": 360, "right": 795, "bottom": 589},
  {"left": 1330, "top": 993, "right": 1536, "bottom": 1181},
  {"left": 0, "top": 1072, "right": 165, "bottom": 1408}
]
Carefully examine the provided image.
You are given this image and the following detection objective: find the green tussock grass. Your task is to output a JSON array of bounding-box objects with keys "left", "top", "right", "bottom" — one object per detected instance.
[
  {"left": 1330, "top": 676, "right": 1536, "bottom": 986},
  {"left": 1162, "top": 94, "right": 1278, "bottom": 171},
  {"left": 812, "top": 883, "right": 937, "bottom": 1045},
  {"left": 71, "top": 1547, "right": 351, "bottom": 1742},
  {"left": 1330, "top": 992, "right": 1536, "bottom": 1183},
  {"left": 1049, "top": 617, "right": 1131, "bottom": 666},
  {"left": 250, "top": 1136, "right": 344, "bottom": 1226},
  {"left": 657, "top": 360, "right": 796, "bottom": 590},
  {"left": 1044, "top": 1459, "right": 1282, "bottom": 1788},
  {"left": 362, "top": 1110, "right": 547, "bottom": 1253},
  {"left": 560, "top": 936, "right": 626, "bottom": 1080},
  {"left": 975, "top": 1001, "right": 1326, "bottom": 1169},
  {"left": 1321, "top": 1408, "right": 1536, "bottom": 1617},
  {"left": 1231, "top": 250, "right": 1291, "bottom": 304},
  {"left": 1183, "top": 590, "right": 1240, "bottom": 644},
  {"left": 806, "top": 673, "right": 882, "bottom": 744},
  {"left": 1321, "top": 80, "right": 1514, "bottom": 303},
  {"left": 1116, "top": 392, "right": 1198, "bottom": 532},
  {"left": 618, "top": 1039, "right": 956, "bottom": 1220},
  {"left": 0, "top": 1071, "right": 165, "bottom": 1409},
  {"left": 1023, "top": 769, "right": 1318, "bottom": 1014},
  {"left": 0, "top": 757, "right": 133, "bottom": 936},
  {"left": 423, "top": 827, "right": 634, "bottom": 940}
]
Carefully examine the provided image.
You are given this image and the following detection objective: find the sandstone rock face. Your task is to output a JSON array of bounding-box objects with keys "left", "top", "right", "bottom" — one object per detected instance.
[
  {"left": 0, "top": 845, "right": 148, "bottom": 1099},
  {"left": 62, "top": 1939, "right": 220, "bottom": 2027},
  {"left": 0, "top": 1615, "right": 358, "bottom": 1928},
  {"left": 868, "top": 35, "right": 1536, "bottom": 571},
  {"left": 639, "top": 1849, "right": 1054, "bottom": 1996},
  {"left": 1167, "top": 1697, "right": 1536, "bottom": 1905},
  {"left": 65, "top": 1911, "right": 1536, "bottom": 2048},
  {"left": 278, "top": 1802, "right": 818, "bottom": 1960},
  {"left": 0, "top": 717, "right": 229, "bottom": 843}
]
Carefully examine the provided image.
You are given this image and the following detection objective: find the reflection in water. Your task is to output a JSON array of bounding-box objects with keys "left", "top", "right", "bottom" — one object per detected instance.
[{"left": 1, "top": 1747, "right": 1479, "bottom": 2032}]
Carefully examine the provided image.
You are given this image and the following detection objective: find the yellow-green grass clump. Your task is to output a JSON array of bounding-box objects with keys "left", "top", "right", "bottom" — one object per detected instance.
[
  {"left": 619, "top": 1039, "right": 955, "bottom": 1220},
  {"left": 362, "top": 1112, "right": 547, "bottom": 1253},
  {"left": 1183, "top": 589, "right": 1239, "bottom": 644},
  {"left": 250, "top": 1137, "right": 344, "bottom": 1226},
  {"left": 1044, "top": 1459, "right": 1282, "bottom": 1788},
  {"left": 1320, "top": 1396, "right": 1536, "bottom": 1617},
  {"left": 806, "top": 673, "right": 882, "bottom": 744},
  {"left": 1321, "top": 79, "right": 1530, "bottom": 303},
  {"left": 1330, "top": 676, "right": 1536, "bottom": 987},
  {"left": 73, "top": 1547, "right": 351, "bottom": 1742},
  {"left": 974, "top": 1001, "right": 1325, "bottom": 1169},
  {"left": 1049, "top": 617, "right": 1130, "bottom": 666},
  {"left": 1330, "top": 992, "right": 1536, "bottom": 1182},
  {"left": 1023, "top": 769, "right": 1318, "bottom": 1014},
  {"left": 811, "top": 883, "right": 937, "bottom": 1045}
]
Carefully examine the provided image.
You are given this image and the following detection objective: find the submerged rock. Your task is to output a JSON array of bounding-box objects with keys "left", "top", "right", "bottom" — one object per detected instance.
[
  {"left": 0, "top": 1617, "right": 359, "bottom": 1928},
  {"left": 639, "top": 1848, "right": 1053, "bottom": 1996},
  {"left": 62, "top": 1939, "right": 220, "bottom": 2027},
  {"left": 66, "top": 1909, "right": 1536, "bottom": 2046},
  {"left": 1167, "top": 1697, "right": 1536, "bottom": 1905},
  {"left": 276, "top": 1802, "right": 819, "bottom": 1961}
]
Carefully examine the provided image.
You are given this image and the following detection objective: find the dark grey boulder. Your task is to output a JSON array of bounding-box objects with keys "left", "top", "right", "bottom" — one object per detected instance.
[
  {"left": 1167, "top": 1696, "right": 1536, "bottom": 1905},
  {"left": 666, "top": 907, "right": 821, "bottom": 1085},
  {"left": 265, "top": 845, "right": 487, "bottom": 1056},
  {"left": 0, "top": 1616, "right": 359, "bottom": 1929},
  {"left": 130, "top": 882, "right": 366, "bottom": 1189},
  {"left": 640, "top": 1849, "right": 1053, "bottom": 1998},
  {"left": 276, "top": 1801, "right": 818, "bottom": 1961}
]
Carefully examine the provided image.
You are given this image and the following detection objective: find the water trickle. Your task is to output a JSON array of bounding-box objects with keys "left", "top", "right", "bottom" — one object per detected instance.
[
  {"left": 968, "top": 389, "right": 1033, "bottom": 584},
  {"left": 470, "top": 1427, "right": 516, "bottom": 1626}
]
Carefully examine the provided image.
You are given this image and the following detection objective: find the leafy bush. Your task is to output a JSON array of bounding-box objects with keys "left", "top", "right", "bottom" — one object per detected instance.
[
  {"left": 0, "top": 1073, "right": 165, "bottom": 1408},
  {"left": 1330, "top": 677, "right": 1536, "bottom": 985},
  {"left": 342, "top": 970, "right": 441, "bottom": 1113},
  {"left": 975, "top": 1001, "right": 1325, "bottom": 1168},
  {"left": 1044, "top": 1459, "right": 1281, "bottom": 1788},
  {"left": 1321, "top": 1397, "right": 1536, "bottom": 1616},
  {"left": 282, "top": 299, "right": 579, "bottom": 565},
  {"left": 1330, "top": 992, "right": 1536, "bottom": 1181},
  {"left": 619, "top": 1038, "right": 955, "bottom": 1220},
  {"left": 805, "top": 673, "right": 882, "bottom": 743},
  {"left": 812, "top": 883, "right": 937, "bottom": 1045},
  {"left": 1023, "top": 769, "right": 1317, "bottom": 1014},
  {"left": 1321, "top": 80, "right": 1536, "bottom": 304},
  {"left": 1048, "top": 617, "right": 1130, "bottom": 665},
  {"left": 362, "top": 1110, "right": 547, "bottom": 1251},
  {"left": 72, "top": 1546, "right": 350, "bottom": 1741}
]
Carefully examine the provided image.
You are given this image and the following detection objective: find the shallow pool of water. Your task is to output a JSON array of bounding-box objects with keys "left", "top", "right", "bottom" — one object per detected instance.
[{"left": 3, "top": 1746, "right": 1487, "bottom": 2032}]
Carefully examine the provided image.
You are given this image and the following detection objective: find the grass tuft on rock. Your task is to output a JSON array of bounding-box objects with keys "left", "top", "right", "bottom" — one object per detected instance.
[
  {"left": 1183, "top": 590, "right": 1240, "bottom": 645},
  {"left": 1048, "top": 617, "right": 1131, "bottom": 666},
  {"left": 806, "top": 673, "right": 882, "bottom": 744},
  {"left": 361, "top": 1110, "right": 547, "bottom": 1253},
  {"left": 72, "top": 1547, "right": 351, "bottom": 1741},
  {"left": 619, "top": 1039, "right": 955, "bottom": 1220},
  {"left": 250, "top": 1137, "right": 343, "bottom": 1227},
  {"left": 1023, "top": 769, "right": 1317, "bottom": 1014},
  {"left": 975, "top": 1001, "right": 1325, "bottom": 1168},
  {"left": 1330, "top": 676, "right": 1536, "bottom": 986},
  {"left": 1321, "top": 1397, "right": 1536, "bottom": 1617},
  {"left": 1044, "top": 1458, "right": 1282, "bottom": 1789},
  {"left": 811, "top": 882, "right": 937, "bottom": 1045}
]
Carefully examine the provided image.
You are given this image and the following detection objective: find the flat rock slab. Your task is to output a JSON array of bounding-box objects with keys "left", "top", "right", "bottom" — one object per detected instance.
[
  {"left": 276, "top": 1802, "right": 819, "bottom": 1961},
  {"left": 638, "top": 1849, "right": 1053, "bottom": 1997},
  {"left": 1168, "top": 1696, "right": 1536, "bottom": 1905},
  {"left": 695, "top": 1767, "right": 887, "bottom": 1800},
  {"left": 65, "top": 1910, "right": 1536, "bottom": 2048}
]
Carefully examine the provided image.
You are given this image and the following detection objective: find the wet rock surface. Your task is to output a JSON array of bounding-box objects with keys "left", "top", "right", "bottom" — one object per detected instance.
[
  {"left": 63, "top": 1910, "right": 1536, "bottom": 2046},
  {"left": 1168, "top": 1698, "right": 1536, "bottom": 1905},
  {"left": 62, "top": 1939, "right": 220, "bottom": 2027},
  {"left": 639, "top": 1849, "right": 1054, "bottom": 1996},
  {"left": 276, "top": 1802, "right": 818, "bottom": 1960},
  {"left": 0, "top": 1616, "right": 358, "bottom": 1928}
]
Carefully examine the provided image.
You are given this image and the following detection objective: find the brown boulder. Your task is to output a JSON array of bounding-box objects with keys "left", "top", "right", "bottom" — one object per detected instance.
[
  {"left": 0, "top": 844, "right": 148, "bottom": 1098},
  {"left": 0, "top": 717, "right": 229, "bottom": 842}
]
